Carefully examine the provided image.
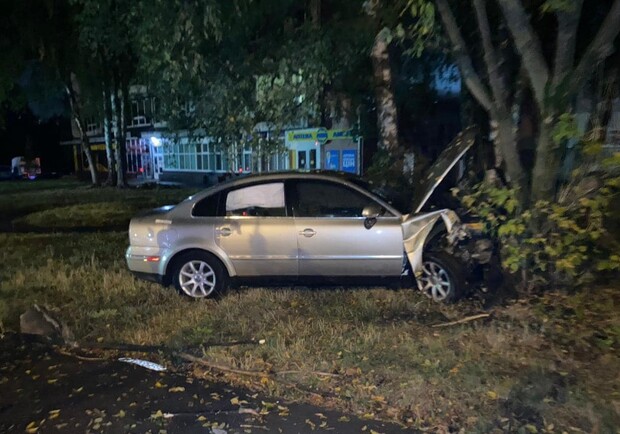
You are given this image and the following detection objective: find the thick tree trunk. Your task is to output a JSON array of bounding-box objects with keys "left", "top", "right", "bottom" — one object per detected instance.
[
  {"left": 371, "top": 29, "right": 400, "bottom": 157},
  {"left": 102, "top": 83, "right": 116, "bottom": 186},
  {"left": 530, "top": 119, "right": 560, "bottom": 203},
  {"left": 66, "top": 73, "right": 99, "bottom": 185},
  {"left": 494, "top": 114, "right": 528, "bottom": 201}
]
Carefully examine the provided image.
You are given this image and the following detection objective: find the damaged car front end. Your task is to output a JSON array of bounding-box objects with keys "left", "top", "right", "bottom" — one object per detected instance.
[{"left": 399, "top": 128, "right": 500, "bottom": 302}]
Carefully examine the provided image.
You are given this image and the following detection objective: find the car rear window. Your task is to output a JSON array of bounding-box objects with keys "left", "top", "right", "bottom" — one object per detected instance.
[{"left": 192, "top": 192, "right": 220, "bottom": 217}]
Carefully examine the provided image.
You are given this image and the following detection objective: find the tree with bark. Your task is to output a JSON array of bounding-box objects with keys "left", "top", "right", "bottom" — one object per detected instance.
[
  {"left": 0, "top": 0, "right": 100, "bottom": 185},
  {"left": 135, "top": 0, "right": 372, "bottom": 164},
  {"left": 408, "top": 0, "right": 620, "bottom": 205},
  {"left": 74, "top": 0, "right": 139, "bottom": 187}
]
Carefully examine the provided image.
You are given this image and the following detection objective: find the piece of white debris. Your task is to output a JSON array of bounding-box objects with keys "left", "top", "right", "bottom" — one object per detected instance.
[
  {"left": 118, "top": 357, "right": 167, "bottom": 372},
  {"left": 259, "top": 339, "right": 266, "bottom": 345},
  {"left": 211, "top": 429, "right": 227, "bottom": 434}
]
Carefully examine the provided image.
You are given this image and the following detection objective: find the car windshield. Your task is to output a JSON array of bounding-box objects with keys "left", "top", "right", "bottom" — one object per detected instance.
[{"left": 349, "top": 178, "right": 408, "bottom": 214}]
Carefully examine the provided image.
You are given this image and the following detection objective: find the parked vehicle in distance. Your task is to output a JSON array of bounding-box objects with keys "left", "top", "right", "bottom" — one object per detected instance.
[
  {"left": 126, "top": 129, "right": 495, "bottom": 302},
  {"left": 11, "top": 156, "right": 41, "bottom": 180}
]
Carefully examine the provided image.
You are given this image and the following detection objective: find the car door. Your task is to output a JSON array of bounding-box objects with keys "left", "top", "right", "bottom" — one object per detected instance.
[
  {"left": 214, "top": 181, "right": 298, "bottom": 276},
  {"left": 289, "top": 179, "right": 403, "bottom": 276}
]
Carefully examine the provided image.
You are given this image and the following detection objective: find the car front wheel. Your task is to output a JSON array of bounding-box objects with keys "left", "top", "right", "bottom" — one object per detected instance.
[
  {"left": 420, "top": 251, "right": 465, "bottom": 303},
  {"left": 172, "top": 251, "right": 226, "bottom": 299}
]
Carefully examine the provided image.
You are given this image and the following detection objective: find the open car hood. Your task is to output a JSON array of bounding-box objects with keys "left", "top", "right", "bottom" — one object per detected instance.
[{"left": 411, "top": 127, "right": 477, "bottom": 214}]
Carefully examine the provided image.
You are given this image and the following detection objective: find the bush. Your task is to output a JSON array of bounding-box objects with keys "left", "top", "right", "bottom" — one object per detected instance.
[{"left": 460, "top": 151, "right": 620, "bottom": 289}]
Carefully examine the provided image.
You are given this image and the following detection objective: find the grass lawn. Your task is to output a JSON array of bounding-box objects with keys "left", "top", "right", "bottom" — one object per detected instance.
[{"left": 0, "top": 178, "right": 618, "bottom": 433}]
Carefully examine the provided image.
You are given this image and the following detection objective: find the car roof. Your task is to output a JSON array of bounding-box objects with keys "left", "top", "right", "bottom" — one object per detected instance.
[{"left": 210, "top": 170, "right": 367, "bottom": 190}]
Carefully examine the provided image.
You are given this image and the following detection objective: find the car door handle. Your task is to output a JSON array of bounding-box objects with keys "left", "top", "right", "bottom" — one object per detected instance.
[
  {"left": 299, "top": 228, "right": 316, "bottom": 237},
  {"left": 216, "top": 227, "right": 232, "bottom": 237}
]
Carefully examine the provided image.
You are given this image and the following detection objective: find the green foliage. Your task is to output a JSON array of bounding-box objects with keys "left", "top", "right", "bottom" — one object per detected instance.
[
  {"left": 134, "top": 0, "right": 374, "bottom": 155},
  {"left": 401, "top": 0, "right": 439, "bottom": 56},
  {"left": 551, "top": 113, "right": 581, "bottom": 144},
  {"left": 461, "top": 173, "right": 620, "bottom": 287}
]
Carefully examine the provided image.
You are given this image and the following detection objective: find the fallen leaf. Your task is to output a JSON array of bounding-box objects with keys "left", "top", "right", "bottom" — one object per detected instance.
[
  {"left": 25, "top": 421, "right": 38, "bottom": 433},
  {"left": 151, "top": 410, "right": 164, "bottom": 419},
  {"left": 168, "top": 386, "right": 185, "bottom": 393},
  {"left": 486, "top": 390, "right": 498, "bottom": 400},
  {"left": 239, "top": 408, "right": 260, "bottom": 416}
]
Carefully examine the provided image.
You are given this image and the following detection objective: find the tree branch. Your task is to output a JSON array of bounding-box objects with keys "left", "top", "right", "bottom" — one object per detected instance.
[
  {"left": 496, "top": 0, "right": 550, "bottom": 106},
  {"left": 431, "top": 313, "right": 491, "bottom": 328},
  {"left": 569, "top": 0, "right": 620, "bottom": 97},
  {"left": 551, "top": 0, "right": 584, "bottom": 89},
  {"left": 435, "top": 0, "right": 493, "bottom": 112},
  {"left": 473, "top": 0, "right": 508, "bottom": 111}
]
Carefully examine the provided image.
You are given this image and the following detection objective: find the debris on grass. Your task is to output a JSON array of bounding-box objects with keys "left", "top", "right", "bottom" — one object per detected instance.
[{"left": 118, "top": 358, "right": 166, "bottom": 372}]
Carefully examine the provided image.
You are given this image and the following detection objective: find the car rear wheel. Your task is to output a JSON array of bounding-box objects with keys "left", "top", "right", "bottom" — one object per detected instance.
[
  {"left": 420, "top": 251, "right": 465, "bottom": 303},
  {"left": 172, "top": 252, "right": 226, "bottom": 299}
]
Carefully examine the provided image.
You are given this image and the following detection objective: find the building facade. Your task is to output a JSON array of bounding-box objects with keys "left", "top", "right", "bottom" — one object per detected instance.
[{"left": 62, "top": 90, "right": 362, "bottom": 186}]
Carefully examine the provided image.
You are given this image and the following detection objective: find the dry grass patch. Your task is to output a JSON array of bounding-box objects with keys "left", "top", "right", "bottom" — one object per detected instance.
[
  {"left": 14, "top": 202, "right": 139, "bottom": 229},
  {"left": 1, "top": 231, "right": 617, "bottom": 432},
  {"left": 0, "top": 178, "right": 198, "bottom": 222}
]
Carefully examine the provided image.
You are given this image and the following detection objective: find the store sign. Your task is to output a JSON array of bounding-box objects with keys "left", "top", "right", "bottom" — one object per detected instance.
[
  {"left": 316, "top": 128, "right": 328, "bottom": 144},
  {"left": 287, "top": 128, "right": 353, "bottom": 142},
  {"left": 342, "top": 150, "right": 357, "bottom": 173},
  {"left": 325, "top": 150, "right": 340, "bottom": 170}
]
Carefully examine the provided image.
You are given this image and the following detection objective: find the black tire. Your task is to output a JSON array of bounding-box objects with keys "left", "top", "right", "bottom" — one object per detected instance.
[
  {"left": 420, "top": 251, "right": 466, "bottom": 303},
  {"left": 171, "top": 251, "right": 227, "bottom": 299}
]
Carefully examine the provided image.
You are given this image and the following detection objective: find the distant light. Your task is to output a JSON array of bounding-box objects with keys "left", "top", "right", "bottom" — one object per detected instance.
[{"left": 150, "top": 136, "right": 162, "bottom": 147}]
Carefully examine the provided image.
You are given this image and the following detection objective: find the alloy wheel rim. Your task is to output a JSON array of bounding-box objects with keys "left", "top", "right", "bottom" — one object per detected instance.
[
  {"left": 179, "top": 260, "right": 216, "bottom": 298},
  {"left": 420, "top": 260, "right": 452, "bottom": 301}
]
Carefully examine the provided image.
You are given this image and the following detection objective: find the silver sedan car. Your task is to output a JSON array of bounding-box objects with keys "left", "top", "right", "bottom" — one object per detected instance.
[{"left": 126, "top": 130, "right": 489, "bottom": 302}]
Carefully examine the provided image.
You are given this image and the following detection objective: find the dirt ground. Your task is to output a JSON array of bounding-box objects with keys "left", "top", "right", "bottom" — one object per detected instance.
[{"left": 0, "top": 334, "right": 413, "bottom": 434}]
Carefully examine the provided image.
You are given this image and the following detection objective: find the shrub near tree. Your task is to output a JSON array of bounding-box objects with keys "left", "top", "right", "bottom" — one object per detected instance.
[
  {"left": 458, "top": 144, "right": 620, "bottom": 289},
  {"left": 394, "top": 0, "right": 620, "bottom": 288}
]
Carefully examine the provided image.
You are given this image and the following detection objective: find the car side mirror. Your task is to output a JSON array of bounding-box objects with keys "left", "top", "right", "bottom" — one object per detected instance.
[
  {"left": 362, "top": 204, "right": 382, "bottom": 219},
  {"left": 362, "top": 204, "right": 382, "bottom": 230}
]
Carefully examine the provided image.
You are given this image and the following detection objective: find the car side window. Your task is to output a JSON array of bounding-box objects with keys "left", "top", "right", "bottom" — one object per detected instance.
[
  {"left": 192, "top": 192, "right": 220, "bottom": 217},
  {"left": 293, "top": 180, "right": 379, "bottom": 218},
  {"left": 224, "top": 182, "right": 287, "bottom": 217}
]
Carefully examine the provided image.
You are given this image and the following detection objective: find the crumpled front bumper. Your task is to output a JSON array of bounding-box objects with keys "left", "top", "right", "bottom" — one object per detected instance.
[
  {"left": 401, "top": 209, "right": 498, "bottom": 293},
  {"left": 401, "top": 209, "right": 463, "bottom": 277}
]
